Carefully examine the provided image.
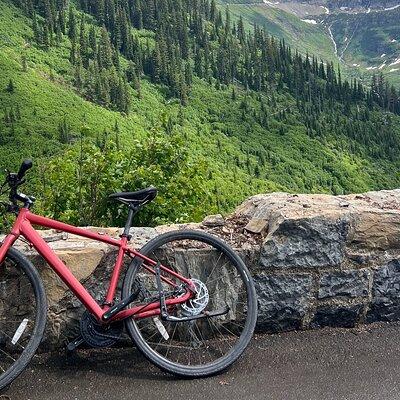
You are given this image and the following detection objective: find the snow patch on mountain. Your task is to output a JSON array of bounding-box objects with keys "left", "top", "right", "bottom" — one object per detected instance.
[
  {"left": 327, "top": 25, "right": 338, "bottom": 57},
  {"left": 389, "top": 58, "right": 400, "bottom": 67},
  {"left": 302, "top": 19, "right": 317, "bottom": 24},
  {"left": 321, "top": 6, "right": 329, "bottom": 14},
  {"left": 384, "top": 4, "right": 400, "bottom": 11}
]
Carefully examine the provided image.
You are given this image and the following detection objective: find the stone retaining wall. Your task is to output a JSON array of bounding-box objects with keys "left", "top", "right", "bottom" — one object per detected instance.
[
  {"left": 244, "top": 190, "right": 400, "bottom": 331},
  {"left": 7, "top": 189, "right": 400, "bottom": 348}
]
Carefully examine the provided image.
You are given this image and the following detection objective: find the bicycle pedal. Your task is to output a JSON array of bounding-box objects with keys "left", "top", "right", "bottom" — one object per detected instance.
[{"left": 66, "top": 336, "right": 85, "bottom": 353}]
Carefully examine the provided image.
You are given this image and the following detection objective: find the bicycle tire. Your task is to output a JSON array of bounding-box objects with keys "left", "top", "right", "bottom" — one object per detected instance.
[
  {"left": 0, "top": 248, "right": 47, "bottom": 391},
  {"left": 122, "top": 230, "right": 257, "bottom": 378}
]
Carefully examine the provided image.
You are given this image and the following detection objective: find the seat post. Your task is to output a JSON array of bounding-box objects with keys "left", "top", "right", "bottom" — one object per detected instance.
[{"left": 121, "top": 205, "right": 138, "bottom": 239}]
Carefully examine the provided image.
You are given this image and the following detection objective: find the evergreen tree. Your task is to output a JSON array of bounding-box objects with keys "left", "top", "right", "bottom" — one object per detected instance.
[
  {"left": 6, "top": 79, "right": 15, "bottom": 93},
  {"left": 180, "top": 81, "right": 188, "bottom": 106},
  {"left": 55, "top": 18, "right": 62, "bottom": 44},
  {"left": 127, "top": 62, "right": 142, "bottom": 98},
  {"left": 14, "top": 0, "right": 400, "bottom": 120},
  {"left": 210, "top": 0, "right": 217, "bottom": 22},
  {"left": 21, "top": 55, "right": 28, "bottom": 72},
  {"left": 70, "top": 36, "right": 77, "bottom": 64},
  {"left": 58, "top": 116, "right": 70, "bottom": 143},
  {"left": 184, "top": 62, "right": 192, "bottom": 87},
  {"left": 74, "top": 56, "right": 84, "bottom": 89},
  {"left": 133, "top": 0, "right": 143, "bottom": 29},
  {"left": 225, "top": 7, "right": 231, "bottom": 36},
  {"left": 98, "top": 27, "right": 113, "bottom": 69},
  {"left": 32, "top": 12, "right": 41, "bottom": 44},
  {"left": 68, "top": 6, "right": 77, "bottom": 41},
  {"left": 79, "top": 16, "right": 89, "bottom": 67},
  {"left": 194, "top": 47, "right": 203, "bottom": 78},
  {"left": 58, "top": 9, "right": 66, "bottom": 35}
]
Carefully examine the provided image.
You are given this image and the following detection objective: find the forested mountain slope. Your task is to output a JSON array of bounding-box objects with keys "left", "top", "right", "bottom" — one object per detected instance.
[
  {"left": 219, "top": 0, "right": 400, "bottom": 88},
  {"left": 0, "top": 0, "right": 400, "bottom": 227}
]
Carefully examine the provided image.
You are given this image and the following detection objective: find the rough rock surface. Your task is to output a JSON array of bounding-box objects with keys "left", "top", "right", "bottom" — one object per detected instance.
[
  {"left": 5, "top": 189, "right": 400, "bottom": 348},
  {"left": 318, "top": 270, "right": 370, "bottom": 299},
  {"left": 260, "top": 217, "right": 349, "bottom": 269},
  {"left": 254, "top": 273, "right": 313, "bottom": 331},
  {"left": 237, "top": 189, "right": 400, "bottom": 333},
  {"left": 367, "top": 259, "right": 400, "bottom": 323}
]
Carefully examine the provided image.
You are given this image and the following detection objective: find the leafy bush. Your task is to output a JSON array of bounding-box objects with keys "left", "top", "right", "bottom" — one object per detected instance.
[{"left": 35, "top": 129, "right": 210, "bottom": 227}]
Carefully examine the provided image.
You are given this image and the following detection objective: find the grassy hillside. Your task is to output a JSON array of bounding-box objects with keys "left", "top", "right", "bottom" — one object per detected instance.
[{"left": 0, "top": 0, "right": 400, "bottom": 227}]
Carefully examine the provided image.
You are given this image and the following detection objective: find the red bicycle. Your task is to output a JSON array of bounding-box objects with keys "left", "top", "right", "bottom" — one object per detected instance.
[{"left": 0, "top": 160, "right": 257, "bottom": 389}]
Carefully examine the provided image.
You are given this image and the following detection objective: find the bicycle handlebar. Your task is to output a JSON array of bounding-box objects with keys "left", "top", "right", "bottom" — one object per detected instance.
[
  {"left": 17, "top": 159, "right": 33, "bottom": 181},
  {"left": 1, "top": 160, "right": 35, "bottom": 211}
]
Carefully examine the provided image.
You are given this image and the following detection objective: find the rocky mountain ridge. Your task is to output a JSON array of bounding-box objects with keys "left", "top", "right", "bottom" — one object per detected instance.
[{"left": 260, "top": 0, "right": 399, "bottom": 11}]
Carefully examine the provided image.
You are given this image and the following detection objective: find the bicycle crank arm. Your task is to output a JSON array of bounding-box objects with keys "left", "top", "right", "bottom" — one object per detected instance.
[
  {"left": 66, "top": 335, "right": 85, "bottom": 352},
  {"left": 163, "top": 306, "right": 230, "bottom": 323},
  {"left": 102, "top": 291, "right": 139, "bottom": 321}
]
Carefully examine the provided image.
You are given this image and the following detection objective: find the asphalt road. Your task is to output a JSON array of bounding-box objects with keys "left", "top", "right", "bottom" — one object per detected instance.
[{"left": 5, "top": 322, "right": 400, "bottom": 400}]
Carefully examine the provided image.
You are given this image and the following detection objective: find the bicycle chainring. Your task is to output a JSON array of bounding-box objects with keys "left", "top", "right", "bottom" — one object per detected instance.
[{"left": 80, "top": 311, "right": 123, "bottom": 348}]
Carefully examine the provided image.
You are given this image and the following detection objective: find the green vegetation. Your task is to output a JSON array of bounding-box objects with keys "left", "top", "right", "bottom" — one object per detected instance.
[
  {"left": 0, "top": 0, "right": 400, "bottom": 228},
  {"left": 41, "top": 131, "right": 211, "bottom": 227}
]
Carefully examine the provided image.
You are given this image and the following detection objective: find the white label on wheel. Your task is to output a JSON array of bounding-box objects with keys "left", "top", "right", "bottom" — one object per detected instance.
[
  {"left": 11, "top": 318, "right": 29, "bottom": 345},
  {"left": 153, "top": 317, "right": 169, "bottom": 340}
]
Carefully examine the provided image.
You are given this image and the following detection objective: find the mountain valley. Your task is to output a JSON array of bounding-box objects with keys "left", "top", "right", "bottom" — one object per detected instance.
[{"left": 221, "top": 0, "right": 400, "bottom": 86}]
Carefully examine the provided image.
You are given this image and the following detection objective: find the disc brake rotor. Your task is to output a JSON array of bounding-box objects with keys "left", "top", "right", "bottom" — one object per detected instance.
[{"left": 181, "top": 279, "right": 209, "bottom": 316}]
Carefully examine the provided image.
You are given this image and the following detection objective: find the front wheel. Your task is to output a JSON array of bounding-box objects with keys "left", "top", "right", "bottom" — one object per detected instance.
[
  {"left": 122, "top": 230, "right": 257, "bottom": 378},
  {"left": 0, "top": 248, "right": 47, "bottom": 390}
]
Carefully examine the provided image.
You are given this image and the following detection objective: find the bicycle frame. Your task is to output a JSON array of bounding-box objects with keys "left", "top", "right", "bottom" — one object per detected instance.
[{"left": 0, "top": 208, "right": 195, "bottom": 323}]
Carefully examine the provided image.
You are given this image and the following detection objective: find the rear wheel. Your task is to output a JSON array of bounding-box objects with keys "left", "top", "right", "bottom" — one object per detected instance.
[
  {"left": 0, "top": 248, "right": 47, "bottom": 390},
  {"left": 122, "top": 230, "right": 257, "bottom": 377}
]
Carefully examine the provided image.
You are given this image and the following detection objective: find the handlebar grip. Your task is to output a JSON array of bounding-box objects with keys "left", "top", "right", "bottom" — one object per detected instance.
[{"left": 17, "top": 159, "right": 33, "bottom": 180}]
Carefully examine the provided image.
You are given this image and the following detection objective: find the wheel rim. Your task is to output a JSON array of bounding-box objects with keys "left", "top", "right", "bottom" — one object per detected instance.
[
  {"left": 127, "top": 234, "right": 254, "bottom": 368},
  {"left": 0, "top": 254, "right": 41, "bottom": 379}
]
